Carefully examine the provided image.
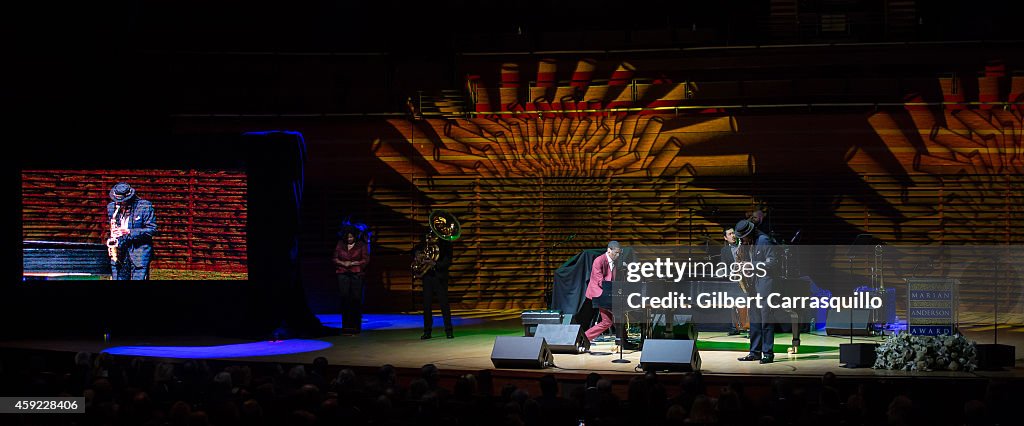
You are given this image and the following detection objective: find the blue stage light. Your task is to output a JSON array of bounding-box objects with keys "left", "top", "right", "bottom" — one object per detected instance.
[{"left": 103, "top": 339, "right": 332, "bottom": 358}]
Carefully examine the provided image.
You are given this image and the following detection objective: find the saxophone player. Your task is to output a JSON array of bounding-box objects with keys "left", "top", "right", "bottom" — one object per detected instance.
[
  {"left": 106, "top": 182, "right": 157, "bottom": 280},
  {"left": 734, "top": 219, "right": 779, "bottom": 364}
]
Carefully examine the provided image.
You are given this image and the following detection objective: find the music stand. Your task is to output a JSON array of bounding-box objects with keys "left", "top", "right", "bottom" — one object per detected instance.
[{"left": 612, "top": 297, "right": 631, "bottom": 365}]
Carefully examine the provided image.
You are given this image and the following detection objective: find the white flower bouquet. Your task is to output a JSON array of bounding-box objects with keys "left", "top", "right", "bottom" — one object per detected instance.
[{"left": 873, "top": 331, "right": 977, "bottom": 371}]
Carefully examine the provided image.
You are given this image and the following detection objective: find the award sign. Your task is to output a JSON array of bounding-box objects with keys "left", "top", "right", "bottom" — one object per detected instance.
[{"left": 906, "top": 278, "right": 958, "bottom": 336}]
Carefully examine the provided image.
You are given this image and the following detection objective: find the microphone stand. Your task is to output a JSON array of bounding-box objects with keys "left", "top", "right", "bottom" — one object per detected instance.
[
  {"left": 842, "top": 235, "right": 871, "bottom": 341},
  {"left": 993, "top": 257, "right": 998, "bottom": 346},
  {"left": 848, "top": 303, "right": 854, "bottom": 345},
  {"left": 612, "top": 312, "right": 631, "bottom": 364},
  {"left": 612, "top": 343, "right": 630, "bottom": 363}
]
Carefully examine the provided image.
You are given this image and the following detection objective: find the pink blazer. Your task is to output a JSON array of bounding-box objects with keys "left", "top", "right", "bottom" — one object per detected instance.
[{"left": 585, "top": 254, "right": 615, "bottom": 300}]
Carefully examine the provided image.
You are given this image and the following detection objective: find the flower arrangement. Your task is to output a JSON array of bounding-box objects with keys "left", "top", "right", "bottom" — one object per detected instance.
[{"left": 873, "top": 332, "right": 977, "bottom": 371}]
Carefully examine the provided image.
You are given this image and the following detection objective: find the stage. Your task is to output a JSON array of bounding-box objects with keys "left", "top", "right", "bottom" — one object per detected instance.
[{"left": 2, "top": 312, "right": 1021, "bottom": 383}]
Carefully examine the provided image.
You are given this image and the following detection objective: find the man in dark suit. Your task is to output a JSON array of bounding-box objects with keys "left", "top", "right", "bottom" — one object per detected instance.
[
  {"left": 720, "top": 228, "right": 743, "bottom": 336},
  {"left": 719, "top": 227, "right": 737, "bottom": 264},
  {"left": 734, "top": 219, "right": 779, "bottom": 364},
  {"left": 106, "top": 182, "right": 157, "bottom": 280}
]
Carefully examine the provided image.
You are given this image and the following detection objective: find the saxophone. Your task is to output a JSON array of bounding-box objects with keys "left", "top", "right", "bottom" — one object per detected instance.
[
  {"left": 736, "top": 238, "right": 752, "bottom": 294},
  {"left": 106, "top": 205, "right": 121, "bottom": 262}
]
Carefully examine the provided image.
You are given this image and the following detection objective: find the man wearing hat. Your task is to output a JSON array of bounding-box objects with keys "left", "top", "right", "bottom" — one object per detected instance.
[
  {"left": 733, "top": 218, "right": 779, "bottom": 364},
  {"left": 107, "top": 182, "right": 157, "bottom": 280}
]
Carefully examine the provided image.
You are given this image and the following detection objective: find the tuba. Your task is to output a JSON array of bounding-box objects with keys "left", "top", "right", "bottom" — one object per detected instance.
[{"left": 411, "top": 210, "right": 461, "bottom": 278}]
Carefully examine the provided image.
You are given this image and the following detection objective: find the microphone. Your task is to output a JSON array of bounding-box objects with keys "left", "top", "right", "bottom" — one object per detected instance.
[
  {"left": 567, "top": 233, "right": 576, "bottom": 241},
  {"left": 790, "top": 229, "right": 802, "bottom": 244}
]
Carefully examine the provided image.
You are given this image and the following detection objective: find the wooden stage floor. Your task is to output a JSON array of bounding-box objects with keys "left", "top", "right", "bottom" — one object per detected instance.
[{"left": 2, "top": 314, "right": 1022, "bottom": 382}]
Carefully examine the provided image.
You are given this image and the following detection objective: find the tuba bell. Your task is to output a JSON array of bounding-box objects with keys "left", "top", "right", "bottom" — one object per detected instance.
[{"left": 411, "top": 210, "right": 461, "bottom": 278}]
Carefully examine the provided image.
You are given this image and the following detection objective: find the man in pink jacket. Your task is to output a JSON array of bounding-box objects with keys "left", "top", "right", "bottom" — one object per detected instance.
[{"left": 583, "top": 241, "right": 622, "bottom": 343}]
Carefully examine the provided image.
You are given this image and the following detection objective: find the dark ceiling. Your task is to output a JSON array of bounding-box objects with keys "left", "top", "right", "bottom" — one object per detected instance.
[{"left": 8, "top": 1, "right": 1015, "bottom": 54}]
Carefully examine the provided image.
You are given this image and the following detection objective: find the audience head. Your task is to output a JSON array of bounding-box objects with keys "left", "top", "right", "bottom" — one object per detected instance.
[
  {"left": 288, "top": 365, "right": 306, "bottom": 382},
  {"left": 455, "top": 374, "right": 477, "bottom": 399},
  {"left": 539, "top": 374, "right": 558, "bottom": 398},
  {"left": 311, "top": 357, "right": 328, "bottom": 374},
  {"left": 74, "top": 352, "right": 92, "bottom": 368},
  {"left": 421, "top": 363, "right": 440, "bottom": 387},
  {"left": 377, "top": 364, "right": 396, "bottom": 386},
  {"left": 241, "top": 399, "right": 263, "bottom": 421},
  {"left": 335, "top": 368, "right": 356, "bottom": 387},
  {"left": 887, "top": 395, "right": 913, "bottom": 426}
]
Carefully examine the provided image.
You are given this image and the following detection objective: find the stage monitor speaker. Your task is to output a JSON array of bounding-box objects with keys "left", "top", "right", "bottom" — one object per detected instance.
[
  {"left": 490, "top": 336, "right": 554, "bottom": 369},
  {"left": 534, "top": 324, "right": 583, "bottom": 354},
  {"left": 825, "top": 308, "right": 872, "bottom": 336},
  {"left": 840, "top": 343, "right": 878, "bottom": 368},
  {"left": 521, "top": 310, "right": 562, "bottom": 337},
  {"left": 639, "top": 339, "right": 700, "bottom": 372},
  {"left": 976, "top": 344, "right": 1016, "bottom": 370}
]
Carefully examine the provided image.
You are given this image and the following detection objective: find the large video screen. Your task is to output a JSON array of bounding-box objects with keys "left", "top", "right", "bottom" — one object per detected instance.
[{"left": 21, "top": 169, "right": 248, "bottom": 280}]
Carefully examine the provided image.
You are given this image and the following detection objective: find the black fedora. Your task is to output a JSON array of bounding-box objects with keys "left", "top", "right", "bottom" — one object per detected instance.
[
  {"left": 734, "top": 219, "right": 757, "bottom": 239},
  {"left": 109, "top": 182, "right": 136, "bottom": 203}
]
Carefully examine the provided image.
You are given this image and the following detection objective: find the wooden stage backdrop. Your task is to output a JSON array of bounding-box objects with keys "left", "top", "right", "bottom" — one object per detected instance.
[{"left": 169, "top": 59, "right": 1023, "bottom": 315}]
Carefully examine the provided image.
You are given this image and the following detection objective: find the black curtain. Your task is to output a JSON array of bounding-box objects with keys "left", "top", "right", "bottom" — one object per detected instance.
[
  {"left": 550, "top": 247, "right": 637, "bottom": 316},
  {"left": 243, "top": 131, "right": 323, "bottom": 338}
]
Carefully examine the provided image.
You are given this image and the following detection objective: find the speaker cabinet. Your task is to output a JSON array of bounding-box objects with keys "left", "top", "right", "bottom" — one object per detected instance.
[
  {"left": 825, "top": 308, "right": 872, "bottom": 336},
  {"left": 639, "top": 339, "right": 700, "bottom": 372},
  {"left": 521, "top": 310, "right": 562, "bottom": 336},
  {"left": 976, "top": 344, "right": 1016, "bottom": 370},
  {"left": 490, "top": 336, "right": 554, "bottom": 369},
  {"left": 534, "top": 324, "right": 583, "bottom": 354},
  {"left": 840, "top": 343, "right": 878, "bottom": 368}
]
